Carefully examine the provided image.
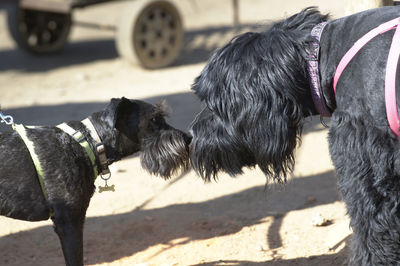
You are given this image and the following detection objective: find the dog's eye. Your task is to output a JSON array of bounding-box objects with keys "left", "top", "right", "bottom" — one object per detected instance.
[{"left": 151, "top": 116, "right": 163, "bottom": 124}]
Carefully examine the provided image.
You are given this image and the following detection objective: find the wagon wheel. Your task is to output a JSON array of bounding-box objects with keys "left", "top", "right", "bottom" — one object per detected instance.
[
  {"left": 7, "top": 5, "right": 72, "bottom": 54},
  {"left": 116, "top": 0, "right": 184, "bottom": 69}
]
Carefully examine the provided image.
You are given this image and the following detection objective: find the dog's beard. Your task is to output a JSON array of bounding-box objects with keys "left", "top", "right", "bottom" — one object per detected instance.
[
  {"left": 190, "top": 105, "right": 302, "bottom": 183},
  {"left": 189, "top": 108, "right": 255, "bottom": 180},
  {"left": 188, "top": 21, "right": 313, "bottom": 182},
  {"left": 140, "top": 130, "right": 190, "bottom": 178}
]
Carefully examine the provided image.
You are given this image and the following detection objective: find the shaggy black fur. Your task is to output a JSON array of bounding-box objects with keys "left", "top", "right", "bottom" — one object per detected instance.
[
  {"left": 189, "top": 6, "right": 400, "bottom": 265},
  {"left": 0, "top": 98, "right": 190, "bottom": 266},
  {"left": 190, "top": 7, "right": 328, "bottom": 182}
]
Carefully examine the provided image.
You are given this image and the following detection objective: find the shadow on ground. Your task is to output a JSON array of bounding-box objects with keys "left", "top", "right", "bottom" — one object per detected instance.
[
  {"left": 0, "top": 169, "right": 345, "bottom": 265},
  {"left": 192, "top": 239, "right": 350, "bottom": 265}
]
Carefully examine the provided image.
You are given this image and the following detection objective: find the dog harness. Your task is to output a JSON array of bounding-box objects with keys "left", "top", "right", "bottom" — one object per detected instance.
[
  {"left": 9, "top": 118, "right": 113, "bottom": 217},
  {"left": 12, "top": 124, "right": 54, "bottom": 217},
  {"left": 333, "top": 17, "right": 400, "bottom": 136},
  {"left": 57, "top": 122, "right": 100, "bottom": 178},
  {"left": 13, "top": 124, "right": 48, "bottom": 200},
  {"left": 57, "top": 119, "right": 114, "bottom": 193},
  {"left": 0, "top": 112, "right": 52, "bottom": 208},
  {"left": 309, "top": 17, "right": 400, "bottom": 136},
  {"left": 57, "top": 120, "right": 114, "bottom": 192}
]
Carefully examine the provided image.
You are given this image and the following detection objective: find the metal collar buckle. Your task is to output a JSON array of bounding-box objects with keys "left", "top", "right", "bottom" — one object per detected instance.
[{"left": 96, "top": 143, "right": 110, "bottom": 175}]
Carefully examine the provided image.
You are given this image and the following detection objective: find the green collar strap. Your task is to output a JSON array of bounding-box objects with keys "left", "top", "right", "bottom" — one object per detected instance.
[
  {"left": 81, "top": 118, "right": 110, "bottom": 176},
  {"left": 13, "top": 121, "right": 107, "bottom": 205},
  {"left": 56, "top": 123, "right": 99, "bottom": 179}
]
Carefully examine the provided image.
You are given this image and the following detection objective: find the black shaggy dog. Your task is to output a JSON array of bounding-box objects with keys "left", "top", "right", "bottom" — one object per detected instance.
[
  {"left": 189, "top": 6, "right": 400, "bottom": 265},
  {"left": 0, "top": 97, "right": 190, "bottom": 266}
]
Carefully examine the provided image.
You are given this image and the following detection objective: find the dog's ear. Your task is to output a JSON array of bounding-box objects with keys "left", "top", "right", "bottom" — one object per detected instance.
[
  {"left": 105, "top": 97, "right": 133, "bottom": 126},
  {"left": 113, "top": 98, "right": 144, "bottom": 144},
  {"left": 155, "top": 99, "right": 171, "bottom": 117},
  {"left": 92, "top": 97, "right": 140, "bottom": 162},
  {"left": 98, "top": 97, "right": 136, "bottom": 133}
]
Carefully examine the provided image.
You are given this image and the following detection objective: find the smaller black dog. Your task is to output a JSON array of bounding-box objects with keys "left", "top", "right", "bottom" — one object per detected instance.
[{"left": 0, "top": 97, "right": 190, "bottom": 266}]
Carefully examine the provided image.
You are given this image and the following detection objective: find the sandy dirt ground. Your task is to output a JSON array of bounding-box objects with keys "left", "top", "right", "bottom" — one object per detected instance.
[{"left": 0, "top": 1, "right": 356, "bottom": 265}]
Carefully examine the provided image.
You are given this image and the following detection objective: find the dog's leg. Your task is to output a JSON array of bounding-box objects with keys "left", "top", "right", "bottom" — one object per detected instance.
[
  {"left": 51, "top": 205, "right": 85, "bottom": 266},
  {"left": 329, "top": 114, "right": 400, "bottom": 265}
]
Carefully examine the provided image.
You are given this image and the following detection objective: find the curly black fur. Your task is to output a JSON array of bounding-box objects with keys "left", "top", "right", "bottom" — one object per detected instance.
[
  {"left": 0, "top": 98, "right": 190, "bottom": 266},
  {"left": 190, "top": 6, "right": 400, "bottom": 265}
]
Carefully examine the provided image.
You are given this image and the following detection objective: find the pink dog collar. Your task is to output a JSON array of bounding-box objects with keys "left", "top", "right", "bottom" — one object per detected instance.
[{"left": 333, "top": 17, "right": 400, "bottom": 136}]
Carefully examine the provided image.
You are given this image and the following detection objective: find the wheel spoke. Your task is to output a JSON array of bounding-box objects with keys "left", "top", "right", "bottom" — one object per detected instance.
[
  {"left": 27, "top": 32, "right": 38, "bottom": 46},
  {"left": 48, "top": 20, "right": 58, "bottom": 31},
  {"left": 138, "top": 7, "right": 180, "bottom": 62},
  {"left": 40, "top": 30, "right": 52, "bottom": 44},
  {"left": 117, "top": 1, "right": 183, "bottom": 68}
]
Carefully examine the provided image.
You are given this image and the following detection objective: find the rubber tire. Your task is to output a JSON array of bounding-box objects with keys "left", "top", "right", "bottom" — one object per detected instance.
[
  {"left": 6, "top": 3, "right": 72, "bottom": 54},
  {"left": 116, "top": 0, "right": 184, "bottom": 69}
]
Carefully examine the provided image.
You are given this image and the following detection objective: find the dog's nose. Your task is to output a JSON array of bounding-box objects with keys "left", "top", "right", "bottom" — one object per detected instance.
[{"left": 183, "top": 134, "right": 192, "bottom": 145}]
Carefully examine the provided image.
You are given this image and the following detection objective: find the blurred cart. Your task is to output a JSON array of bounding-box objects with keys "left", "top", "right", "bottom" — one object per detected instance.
[{"left": 7, "top": 0, "right": 184, "bottom": 69}]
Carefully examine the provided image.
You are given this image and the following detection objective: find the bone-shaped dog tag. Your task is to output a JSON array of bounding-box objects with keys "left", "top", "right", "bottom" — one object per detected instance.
[{"left": 98, "top": 184, "right": 115, "bottom": 193}]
